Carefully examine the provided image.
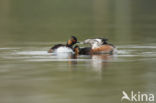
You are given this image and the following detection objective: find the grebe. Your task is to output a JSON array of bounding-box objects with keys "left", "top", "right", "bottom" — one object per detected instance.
[
  {"left": 48, "top": 36, "right": 79, "bottom": 53},
  {"left": 74, "top": 38, "right": 115, "bottom": 55}
]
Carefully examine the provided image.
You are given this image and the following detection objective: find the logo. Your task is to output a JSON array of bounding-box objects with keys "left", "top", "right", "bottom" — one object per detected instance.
[{"left": 121, "top": 91, "right": 154, "bottom": 102}]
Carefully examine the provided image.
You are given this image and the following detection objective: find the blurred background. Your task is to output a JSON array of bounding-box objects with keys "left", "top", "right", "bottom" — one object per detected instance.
[
  {"left": 0, "top": 0, "right": 156, "bottom": 103},
  {"left": 0, "top": 0, "right": 156, "bottom": 44}
]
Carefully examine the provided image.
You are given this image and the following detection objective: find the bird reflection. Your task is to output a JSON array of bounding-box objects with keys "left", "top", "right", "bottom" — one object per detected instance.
[
  {"left": 51, "top": 52, "right": 113, "bottom": 72},
  {"left": 91, "top": 54, "right": 113, "bottom": 72},
  {"left": 68, "top": 54, "right": 78, "bottom": 65},
  {"left": 67, "top": 53, "right": 113, "bottom": 72}
]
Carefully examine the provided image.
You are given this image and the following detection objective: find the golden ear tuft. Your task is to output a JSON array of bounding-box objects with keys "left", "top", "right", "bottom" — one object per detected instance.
[{"left": 67, "top": 40, "right": 72, "bottom": 45}]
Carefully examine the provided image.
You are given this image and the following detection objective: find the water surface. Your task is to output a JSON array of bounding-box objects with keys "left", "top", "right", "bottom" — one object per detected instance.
[{"left": 0, "top": 42, "right": 156, "bottom": 103}]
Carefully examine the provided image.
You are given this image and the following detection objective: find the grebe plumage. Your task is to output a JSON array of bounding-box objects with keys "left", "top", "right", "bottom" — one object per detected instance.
[
  {"left": 74, "top": 38, "right": 115, "bottom": 55},
  {"left": 48, "top": 36, "right": 79, "bottom": 53}
]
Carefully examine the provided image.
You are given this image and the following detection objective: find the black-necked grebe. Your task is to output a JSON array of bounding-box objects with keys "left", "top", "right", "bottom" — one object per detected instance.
[
  {"left": 75, "top": 38, "right": 115, "bottom": 55},
  {"left": 48, "top": 36, "right": 79, "bottom": 53}
]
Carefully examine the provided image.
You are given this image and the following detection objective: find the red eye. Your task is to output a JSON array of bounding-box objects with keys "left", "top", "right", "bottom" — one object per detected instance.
[{"left": 73, "top": 40, "right": 76, "bottom": 42}]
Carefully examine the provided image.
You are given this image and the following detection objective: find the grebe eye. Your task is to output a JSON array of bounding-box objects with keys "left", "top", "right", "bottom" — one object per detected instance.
[{"left": 73, "top": 40, "right": 76, "bottom": 42}]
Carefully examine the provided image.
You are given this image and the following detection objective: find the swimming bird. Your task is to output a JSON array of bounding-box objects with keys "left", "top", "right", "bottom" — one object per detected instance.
[
  {"left": 48, "top": 36, "right": 79, "bottom": 53},
  {"left": 76, "top": 38, "right": 115, "bottom": 55}
]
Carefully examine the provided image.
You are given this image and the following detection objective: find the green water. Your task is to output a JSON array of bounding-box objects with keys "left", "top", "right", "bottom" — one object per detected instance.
[{"left": 0, "top": 0, "right": 156, "bottom": 103}]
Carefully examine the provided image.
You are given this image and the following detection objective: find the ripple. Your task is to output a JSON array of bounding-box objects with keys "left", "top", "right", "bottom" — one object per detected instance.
[
  {"left": 2, "top": 44, "right": 156, "bottom": 63},
  {"left": 118, "top": 45, "right": 156, "bottom": 49},
  {"left": 0, "top": 48, "right": 19, "bottom": 50},
  {"left": 16, "top": 51, "right": 50, "bottom": 55}
]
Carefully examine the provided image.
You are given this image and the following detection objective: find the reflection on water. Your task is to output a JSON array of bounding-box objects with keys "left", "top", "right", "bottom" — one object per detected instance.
[{"left": 91, "top": 54, "right": 113, "bottom": 72}]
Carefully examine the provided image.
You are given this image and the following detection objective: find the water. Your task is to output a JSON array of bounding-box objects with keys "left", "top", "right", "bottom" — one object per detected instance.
[
  {"left": 0, "top": 43, "right": 156, "bottom": 103},
  {"left": 0, "top": 0, "right": 156, "bottom": 103}
]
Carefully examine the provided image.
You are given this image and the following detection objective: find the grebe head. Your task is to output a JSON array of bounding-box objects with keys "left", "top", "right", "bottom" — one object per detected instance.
[{"left": 67, "top": 36, "right": 79, "bottom": 47}]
